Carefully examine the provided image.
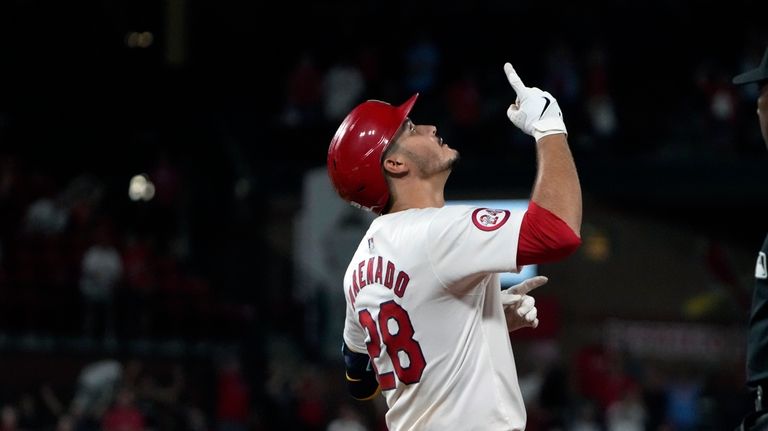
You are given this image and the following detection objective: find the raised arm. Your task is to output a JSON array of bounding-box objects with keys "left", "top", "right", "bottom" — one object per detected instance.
[
  {"left": 504, "top": 62, "right": 582, "bottom": 236},
  {"left": 530, "top": 134, "right": 581, "bottom": 236}
]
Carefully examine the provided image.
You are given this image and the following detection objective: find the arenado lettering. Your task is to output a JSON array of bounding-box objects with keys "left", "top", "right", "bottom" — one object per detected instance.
[{"left": 348, "top": 256, "right": 410, "bottom": 306}]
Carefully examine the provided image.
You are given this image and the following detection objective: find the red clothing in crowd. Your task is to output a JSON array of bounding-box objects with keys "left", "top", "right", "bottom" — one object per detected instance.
[
  {"left": 216, "top": 370, "right": 251, "bottom": 422},
  {"left": 102, "top": 405, "right": 145, "bottom": 431}
]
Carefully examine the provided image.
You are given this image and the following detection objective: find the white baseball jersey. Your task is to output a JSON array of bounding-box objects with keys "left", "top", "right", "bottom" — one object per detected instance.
[{"left": 342, "top": 204, "right": 527, "bottom": 431}]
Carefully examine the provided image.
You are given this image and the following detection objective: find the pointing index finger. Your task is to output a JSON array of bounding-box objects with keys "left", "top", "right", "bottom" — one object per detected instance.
[
  {"left": 509, "top": 275, "right": 548, "bottom": 296},
  {"left": 504, "top": 62, "right": 528, "bottom": 96}
]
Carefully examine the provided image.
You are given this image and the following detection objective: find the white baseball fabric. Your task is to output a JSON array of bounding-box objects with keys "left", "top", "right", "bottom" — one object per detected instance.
[
  {"left": 342, "top": 204, "right": 529, "bottom": 431},
  {"left": 504, "top": 62, "right": 568, "bottom": 141}
]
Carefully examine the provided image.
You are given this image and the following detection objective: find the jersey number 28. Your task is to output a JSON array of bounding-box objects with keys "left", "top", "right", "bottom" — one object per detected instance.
[{"left": 358, "top": 300, "right": 426, "bottom": 390}]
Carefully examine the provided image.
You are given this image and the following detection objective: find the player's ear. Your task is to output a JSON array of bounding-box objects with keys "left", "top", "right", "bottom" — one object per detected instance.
[{"left": 383, "top": 153, "right": 408, "bottom": 177}]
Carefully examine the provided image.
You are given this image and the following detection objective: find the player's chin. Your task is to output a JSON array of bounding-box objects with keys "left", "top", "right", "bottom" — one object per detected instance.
[
  {"left": 448, "top": 151, "right": 461, "bottom": 169},
  {"left": 436, "top": 151, "right": 460, "bottom": 174}
]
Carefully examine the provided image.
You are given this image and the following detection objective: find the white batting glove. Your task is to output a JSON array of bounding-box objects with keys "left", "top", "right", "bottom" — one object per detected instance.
[
  {"left": 504, "top": 63, "right": 567, "bottom": 142},
  {"left": 501, "top": 275, "right": 548, "bottom": 332}
]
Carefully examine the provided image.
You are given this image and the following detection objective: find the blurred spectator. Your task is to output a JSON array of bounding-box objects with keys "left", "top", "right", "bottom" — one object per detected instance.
[
  {"left": 518, "top": 340, "right": 567, "bottom": 429},
  {"left": 322, "top": 55, "right": 366, "bottom": 122},
  {"left": 55, "top": 415, "right": 75, "bottom": 431},
  {"left": 576, "top": 345, "right": 636, "bottom": 412},
  {"left": 583, "top": 45, "right": 618, "bottom": 149},
  {"left": 79, "top": 222, "right": 123, "bottom": 341},
  {"left": 355, "top": 44, "right": 382, "bottom": 95},
  {"left": 40, "top": 384, "right": 66, "bottom": 422},
  {"left": 569, "top": 399, "right": 601, "bottom": 431},
  {"left": 155, "top": 252, "right": 186, "bottom": 336},
  {"left": 120, "top": 234, "right": 157, "bottom": 338},
  {"left": 0, "top": 405, "right": 18, "bottom": 431},
  {"left": 586, "top": 94, "right": 618, "bottom": 142},
  {"left": 70, "top": 359, "right": 123, "bottom": 426},
  {"left": 445, "top": 68, "right": 481, "bottom": 128},
  {"left": 122, "top": 234, "right": 157, "bottom": 294},
  {"left": 544, "top": 42, "right": 581, "bottom": 110},
  {"left": 17, "top": 389, "right": 55, "bottom": 430},
  {"left": 22, "top": 192, "right": 69, "bottom": 237},
  {"left": 665, "top": 369, "right": 702, "bottom": 431},
  {"left": 115, "top": 359, "right": 203, "bottom": 431},
  {"left": 518, "top": 350, "right": 547, "bottom": 409},
  {"left": 148, "top": 150, "right": 185, "bottom": 253},
  {"left": 136, "top": 363, "right": 186, "bottom": 430},
  {"left": 281, "top": 52, "right": 323, "bottom": 127},
  {"left": 403, "top": 32, "right": 440, "bottom": 96},
  {"left": 150, "top": 149, "right": 182, "bottom": 211},
  {"left": 605, "top": 384, "right": 646, "bottom": 431},
  {"left": 264, "top": 345, "right": 302, "bottom": 427},
  {"left": 101, "top": 386, "right": 146, "bottom": 431},
  {"left": 326, "top": 402, "right": 368, "bottom": 431},
  {"left": 295, "top": 366, "right": 328, "bottom": 431},
  {"left": 185, "top": 407, "right": 210, "bottom": 431},
  {"left": 695, "top": 64, "right": 741, "bottom": 156},
  {"left": 215, "top": 354, "right": 251, "bottom": 431},
  {"left": 61, "top": 175, "right": 104, "bottom": 231},
  {"left": 642, "top": 365, "right": 670, "bottom": 431},
  {"left": 537, "top": 353, "right": 570, "bottom": 430}
]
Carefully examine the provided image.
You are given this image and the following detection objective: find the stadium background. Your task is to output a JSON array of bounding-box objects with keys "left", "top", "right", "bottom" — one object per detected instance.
[{"left": 1, "top": 0, "right": 768, "bottom": 429}]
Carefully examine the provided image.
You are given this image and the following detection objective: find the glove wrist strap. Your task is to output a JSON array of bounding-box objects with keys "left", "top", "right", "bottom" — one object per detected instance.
[{"left": 533, "top": 117, "right": 568, "bottom": 141}]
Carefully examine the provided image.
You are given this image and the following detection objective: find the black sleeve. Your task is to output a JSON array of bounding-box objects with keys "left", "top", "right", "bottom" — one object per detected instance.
[
  {"left": 342, "top": 342, "right": 380, "bottom": 400},
  {"left": 746, "top": 234, "right": 768, "bottom": 388}
]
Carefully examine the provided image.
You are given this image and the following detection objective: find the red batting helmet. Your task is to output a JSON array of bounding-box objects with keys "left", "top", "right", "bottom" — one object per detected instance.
[{"left": 327, "top": 93, "right": 418, "bottom": 214}]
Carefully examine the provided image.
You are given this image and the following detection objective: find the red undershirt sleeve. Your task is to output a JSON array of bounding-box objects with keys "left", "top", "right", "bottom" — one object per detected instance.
[{"left": 517, "top": 201, "right": 582, "bottom": 266}]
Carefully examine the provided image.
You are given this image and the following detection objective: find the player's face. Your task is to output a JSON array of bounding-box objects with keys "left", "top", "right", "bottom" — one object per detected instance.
[
  {"left": 394, "top": 119, "right": 459, "bottom": 178},
  {"left": 758, "top": 82, "right": 768, "bottom": 150}
]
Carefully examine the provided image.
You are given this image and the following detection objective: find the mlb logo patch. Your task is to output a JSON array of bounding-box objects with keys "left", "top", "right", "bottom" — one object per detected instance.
[{"left": 756, "top": 252, "right": 767, "bottom": 280}]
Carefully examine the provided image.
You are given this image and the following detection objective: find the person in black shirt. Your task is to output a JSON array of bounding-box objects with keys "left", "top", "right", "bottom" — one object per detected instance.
[{"left": 733, "top": 44, "right": 768, "bottom": 431}]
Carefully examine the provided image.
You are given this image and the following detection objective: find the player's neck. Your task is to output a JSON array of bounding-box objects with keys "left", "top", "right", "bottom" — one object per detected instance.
[{"left": 388, "top": 177, "right": 446, "bottom": 213}]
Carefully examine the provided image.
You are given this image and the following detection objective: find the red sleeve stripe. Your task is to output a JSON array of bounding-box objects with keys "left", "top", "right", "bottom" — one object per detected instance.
[{"left": 517, "top": 201, "right": 581, "bottom": 266}]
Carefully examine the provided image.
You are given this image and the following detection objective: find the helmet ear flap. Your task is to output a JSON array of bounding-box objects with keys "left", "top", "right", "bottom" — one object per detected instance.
[{"left": 327, "top": 94, "right": 419, "bottom": 214}]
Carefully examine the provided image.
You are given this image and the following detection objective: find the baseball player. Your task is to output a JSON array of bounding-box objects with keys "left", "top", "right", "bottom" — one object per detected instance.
[
  {"left": 326, "top": 62, "right": 582, "bottom": 430},
  {"left": 733, "top": 44, "right": 768, "bottom": 431}
]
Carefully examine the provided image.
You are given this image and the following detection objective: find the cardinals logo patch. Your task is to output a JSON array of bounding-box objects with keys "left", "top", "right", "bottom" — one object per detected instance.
[{"left": 471, "top": 208, "right": 511, "bottom": 231}]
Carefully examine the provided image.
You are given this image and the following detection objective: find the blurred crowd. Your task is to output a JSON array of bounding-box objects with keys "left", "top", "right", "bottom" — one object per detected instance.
[
  {"left": 0, "top": 151, "right": 248, "bottom": 342},
  {"left": 2, "top": 338, "right": 749, "bottom": 431},
  {"left": 273, "top": 32, "right": 768, "bottom": 164}
]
